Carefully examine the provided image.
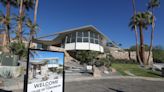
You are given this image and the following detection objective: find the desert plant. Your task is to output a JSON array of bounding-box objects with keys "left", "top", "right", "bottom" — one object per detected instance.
[
  {"left": 9, "top": 41, "right": 28, "bottom": 60},
  {"left": 0, "top": 68, "right": 13, "bottom": 78},
  {"left": 57, "top": 68, "right": 63, "bottom": 74}
]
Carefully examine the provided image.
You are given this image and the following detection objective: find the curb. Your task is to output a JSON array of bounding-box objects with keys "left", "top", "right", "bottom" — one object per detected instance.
[{"left": 65, "top": 76, "right": 164, "bottom": 82}]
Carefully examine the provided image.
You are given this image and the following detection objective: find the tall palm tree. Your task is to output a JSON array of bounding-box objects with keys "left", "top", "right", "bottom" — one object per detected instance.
[
  {"left": 26, "top": 0, "right": 39, "bottom": 49},
  {"left": 131, "top": 0, "right": 143, "bottom": 66},
  {"left": 17, "top": 0, "right": 34, "bottom": 42},
  {"left": 34, "top": 0, "right": 39, "bottom": 25},
  {"left": 147, "top": 0, "right": 160, "bottom": 65},
  {"left": 26, "top": 18, "right": 39, "bottom": 48},
  {"left": 129, "top": 12, "right": 150, "bottom": 65},
  {"left": 0, "top": 0, "right": 17, "bottom": 45}
]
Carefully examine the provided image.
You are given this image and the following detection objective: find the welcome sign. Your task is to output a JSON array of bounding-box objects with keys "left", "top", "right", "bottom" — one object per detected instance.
[{"left": 25, "top": 49, "right": 64, "bottom": 92}]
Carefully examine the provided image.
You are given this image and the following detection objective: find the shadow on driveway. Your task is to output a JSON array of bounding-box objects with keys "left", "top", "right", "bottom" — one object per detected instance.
[{"left": 108, "top": 87, "right": 125, "bottom": 92}]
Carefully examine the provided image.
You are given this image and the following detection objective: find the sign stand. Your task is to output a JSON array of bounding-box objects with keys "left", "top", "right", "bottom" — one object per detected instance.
[{"left": 24, "top": 49, "right": 65, "bottom": 92}]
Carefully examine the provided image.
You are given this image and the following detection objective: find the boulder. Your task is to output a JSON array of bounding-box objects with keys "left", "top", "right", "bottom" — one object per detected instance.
[{"left": 93, "top": 66, "right": 101, "bottom": 78}]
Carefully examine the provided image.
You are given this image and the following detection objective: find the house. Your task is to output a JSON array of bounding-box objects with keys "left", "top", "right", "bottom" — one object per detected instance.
[
  {"left": 32, "top": 25, "right": 118, "bottom": 53},
  {"left": 30, "top": 58, "right": 60, "bottom": 68}
]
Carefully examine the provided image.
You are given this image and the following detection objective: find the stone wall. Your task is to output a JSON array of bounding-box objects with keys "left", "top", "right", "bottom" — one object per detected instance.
[{"left": 110, "top": 51, "right": 153, "bottom": 64}]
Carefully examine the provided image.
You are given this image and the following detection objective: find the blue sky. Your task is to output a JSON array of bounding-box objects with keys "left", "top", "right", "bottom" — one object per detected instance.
[
  {"left": 30, "top": 50, "right": 64, "bottom": 65},
  {"left": 0, "top": 0, "right": 164, "bottom": 48}
]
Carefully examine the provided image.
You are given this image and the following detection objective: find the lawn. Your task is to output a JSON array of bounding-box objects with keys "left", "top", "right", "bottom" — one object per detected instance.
[{"left": 111, "top": 63, "right": 163, "bottom": 78}]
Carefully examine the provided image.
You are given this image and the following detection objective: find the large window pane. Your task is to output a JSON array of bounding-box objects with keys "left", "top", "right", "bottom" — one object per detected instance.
[
  {"left": 67, "top": 36, "right": 70, "bottom": 43},
  {"left": 83, "top": 31, "right": 88, "bottom": 37},
  {"left": 95, "top": 34, "right": 98, "bottom": 39},
  {"left": 72, "top": 32, "right": 76, "bottom": 37},
  {"left": 77, "top": 38, "right": 82, "bottom": 42},
  {"left": 71, "top": 33, "right": 76, "bottom": 43},
  {"left": 90, "top": 32, "right": 94, "bottom": 38},
  {"left": 83, "top": 38, "right": 88, "bottom": 42},
  {"left": 71, "top": 38, "right": 76, "bottom": 43},
  {"left": 90, "top": 38, "right": 94, "bottom": 43},
  {"left": 95, "top": 39, "right": 99, "bottom": 44},
  {"left": 77, "top": 32, "right": 82, "bottom": 37}
]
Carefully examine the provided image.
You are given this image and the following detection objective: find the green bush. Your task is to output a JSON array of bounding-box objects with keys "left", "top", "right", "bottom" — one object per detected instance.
[
  {"left": 153, "top": 47, "right": 164, "bottom": 63},
  {"left": 97, "top": 58, "right": 111, "bottom": 68},
  {"left": 57, "top": 68, "right": 63, "bottom": 74},
  {"left": 74, "top": 50, "right": 99, "bottom": 65},
  {"left": 94, "top": 60, "right": 104, "bottom": 67}
]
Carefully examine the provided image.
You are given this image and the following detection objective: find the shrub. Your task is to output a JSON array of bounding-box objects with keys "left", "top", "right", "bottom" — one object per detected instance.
[
  {"left": 57, "top": 69, "right": 63, "bottom": 74},
  {"left": 97, "top": 58, "right": 111, "bottom": 68},
  {"left": 153, "top": 47, "right": 164, "bottom": 63},
  {"left": 74, "top": 51, "right": 99, "bottom": 65},
  {"left": 95, "top": 60, "right": 104, "bottom": 67},
  {"left": 0, "top": 68, "right": 13, "bottom": 78}
]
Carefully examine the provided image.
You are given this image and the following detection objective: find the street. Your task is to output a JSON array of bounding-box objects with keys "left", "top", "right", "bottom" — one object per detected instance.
[{"left": 65, "top": 78, "right": 164, "bottom": 92}]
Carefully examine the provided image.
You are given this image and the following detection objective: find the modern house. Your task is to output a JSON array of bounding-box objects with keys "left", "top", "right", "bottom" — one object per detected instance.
[
  {"left": 30, "top": 58, "right": 59, "bottom": 68},
  {"left": 33, "top": 25, "right": 118, "bottom": 53}
]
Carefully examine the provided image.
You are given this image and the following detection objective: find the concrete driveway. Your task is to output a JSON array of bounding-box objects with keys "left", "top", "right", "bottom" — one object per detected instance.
[{"left": 65, "top": 78, "right": 164, "bottom": 92}]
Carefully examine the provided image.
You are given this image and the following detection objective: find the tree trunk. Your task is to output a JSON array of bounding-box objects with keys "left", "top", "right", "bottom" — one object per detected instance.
[
  {"left": 147, "top": 11, "right": 155, "bottom": 66},
  {"left": 18, "top": 0, "right": 24, "bottom": 42},
  {"left": 34, "top": 0, "right": 39, "bottom": 25},
  {"left": 134, "top": 27, "right": 143, "bottom": 66},
  {"left": 139, "top": 26, "right": 146, "bottom": 65},
  {"left": 6, "top": 0, "right": 11, "bottom": 45},
  {"left": 28, "top": 0, "right": 39, "bottom": 49},
  {"left": 132, "top": 0, "right": 143, "bottom": 66}
]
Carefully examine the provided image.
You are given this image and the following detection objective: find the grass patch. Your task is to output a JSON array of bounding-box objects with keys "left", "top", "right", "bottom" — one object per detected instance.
[{"left": 111, "top": 63, "right": 163, "bottom": 78}]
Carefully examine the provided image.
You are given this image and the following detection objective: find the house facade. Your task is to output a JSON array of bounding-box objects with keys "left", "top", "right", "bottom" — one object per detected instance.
[{"left": 33, "top": 25, "right": 115, "bottom": 53}]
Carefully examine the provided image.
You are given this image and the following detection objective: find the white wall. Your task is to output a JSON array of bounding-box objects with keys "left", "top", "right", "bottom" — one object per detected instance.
[
  {"left": 90, "top": 43, "right": 100, "bottom": 52},
  {"left": 65, "top": 43, "right": 75, "bottom": 50},
  {"left": 64, "top": 42, "right": 104, "bottom": 52},
  {"left": 100, "top": 46, "right": 104, "bottom": 52},
  {"left": 76, "top": 43, "right": 89, "bottom": 50}
]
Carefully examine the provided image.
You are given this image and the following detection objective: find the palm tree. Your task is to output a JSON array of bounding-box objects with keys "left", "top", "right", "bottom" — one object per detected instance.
[
  {"left": 17, "top": 0, "right": 34, "bottom": 42},
  {"left": 0, "top": 0, "right": 17, "bottom": 45},
  {"left": 131, "top": 0, "right": 143, "bottom": 66},
  {"left": 34, "top": 0, "right": 39, "bottom": 25},
  {"left": 129, "top": 12, "right": 150, "bottom": 65},
  {"left": 26, "top": 18, "right": 39, "bottom": 48},
  {"left": 27, "top": 0, "right": 39, "bottom": 48},
  {"left": 147, "top": 0, "right": 160, "bottom": 65}
]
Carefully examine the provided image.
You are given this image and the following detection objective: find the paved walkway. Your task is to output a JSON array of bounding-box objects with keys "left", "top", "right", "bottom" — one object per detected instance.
[{"left": 65, "top": 78, "right": 164, "bottom": 92}]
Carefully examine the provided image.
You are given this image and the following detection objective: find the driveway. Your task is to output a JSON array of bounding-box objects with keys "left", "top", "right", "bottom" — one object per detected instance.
[{"left": 65, "top": 78, "right": 164, "bottom": 92}]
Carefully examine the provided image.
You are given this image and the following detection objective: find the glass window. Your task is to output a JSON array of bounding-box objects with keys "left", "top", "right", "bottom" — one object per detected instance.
[
  {"left": 90, "top": 38, "right": 94, "bottom": 43},
  {"left": 83, "top": 38, "right": 88, "bottom": 42},
  {"left": 83, "top": 31, "right": 88, "bottom": 37},
  {"left": 95, "top": 39, "right": 99, "bottom": 44},
  {"left": 72, "top": 32, "right": 76, "bottom": 37},
  {"left": 95, "top": 34, "right": 98, "bottom": 39},
  {"left": 67, "top": 36, "right": 70, "bottom": 43},
  {"left": 71, "top": 38, "right": 76, "bottom": 43},
  {"left": 71, "top": 33, "right": 76, "bottom": 43},
  {"left": 78, "top": 32, "right": 82, "bottom": 37},
  {"left": 90, "top": 32, "right": 94, "bottom": 38},
  {"left": 77, "top": 38, "right": 82, "bottom": 42}
]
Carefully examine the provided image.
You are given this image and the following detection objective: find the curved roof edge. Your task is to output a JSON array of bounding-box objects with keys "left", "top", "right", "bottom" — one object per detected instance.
[{"left": 35, "top": 25, "right": 121, "bottom": 49}]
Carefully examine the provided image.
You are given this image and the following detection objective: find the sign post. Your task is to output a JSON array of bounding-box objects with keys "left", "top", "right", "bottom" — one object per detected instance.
[{"left": 25, "top": 49, "right": 65, "bottom": 92}]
